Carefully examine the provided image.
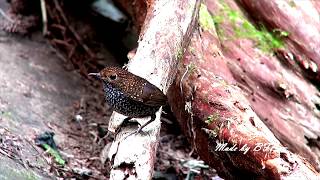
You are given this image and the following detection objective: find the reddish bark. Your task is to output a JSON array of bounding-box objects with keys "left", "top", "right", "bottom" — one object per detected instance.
[
  {"left": 109, "top": 0, "right": 320, "bottom": 178},
  {"left": 167, "top": 0, "right": 320, "bottom": 178},
  {"left": 215, "top": 0, "right": 320, "bottom": 169},
  {"left": 114, "top": 0, "right": 148, "bottom": 31},
  {"left": 107, "top": 0, "right": 201, "bottom": 179},
  {"left": 238, "top": 0, "right": 320, "bottom": 83},
  {"left": 168, "top": 29, "right": 319, "bottom": 179}
]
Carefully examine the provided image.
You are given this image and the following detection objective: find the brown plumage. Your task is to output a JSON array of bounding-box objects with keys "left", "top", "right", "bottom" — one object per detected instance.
[
  {"left": 99, "top": 67, "right": 167, "bottom": 107},
  {"left": 89, "top": 66, "right": 167, "bottom": 137}
]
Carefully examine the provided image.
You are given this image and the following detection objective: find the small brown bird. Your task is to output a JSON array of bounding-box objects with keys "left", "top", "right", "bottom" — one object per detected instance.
[{"left": 89, "top": 66, "right": 167, "bottom": 137}]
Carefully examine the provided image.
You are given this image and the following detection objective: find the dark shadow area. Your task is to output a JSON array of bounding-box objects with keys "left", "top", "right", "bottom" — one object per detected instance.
[{"left": 0, "top": 0, "right": 218, "bottom": 179}]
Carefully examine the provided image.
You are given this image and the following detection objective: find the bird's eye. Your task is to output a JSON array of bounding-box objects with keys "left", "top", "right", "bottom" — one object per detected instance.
[{"left": 109, "top": 74, "right": 117, "bottom": 80}]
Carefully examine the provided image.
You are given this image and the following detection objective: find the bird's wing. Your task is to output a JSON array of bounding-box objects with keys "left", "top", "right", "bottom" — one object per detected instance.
[
  {"left": 113, "top": 73, "right": 167, "bottom": 106},
  {"left": 139, "top": 82, "right": 167, "bottom": 106}
]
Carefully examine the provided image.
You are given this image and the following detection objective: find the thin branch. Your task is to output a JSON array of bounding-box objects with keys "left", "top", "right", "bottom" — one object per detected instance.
[
  {"left": 40, "top": 0, "right": 48, "bottom": 35},
  {"left": 0, "top": 8, "right": 14, "bottom": 23},
  {"left": 52, "top": 0, "right": 95, "bottom": 58}
]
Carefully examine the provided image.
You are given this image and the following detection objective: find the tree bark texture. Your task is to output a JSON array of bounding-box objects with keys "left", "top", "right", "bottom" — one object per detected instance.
[
  {"left": 167, "top": 0, "right": 320, "bottom": 179},
  {"left": 107, "top": 0, "right": 201, "bottom": 179},
  {"left": 112, "top": 0, "right": 320, "bottom": 179}
]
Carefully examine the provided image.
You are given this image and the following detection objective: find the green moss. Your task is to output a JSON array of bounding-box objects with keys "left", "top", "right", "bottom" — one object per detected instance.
[
  {"left": 227, "top": 9, "right": 239, "bottom": 24},
  {"left": 222, "top": 3, "right": 288, "bottom": 53},
  {"left": 235, "top": 23, "right": 288, "bottom": 52},
  {"left": 187, "top": 63, "right": 197, "bottom": 74},
  {"left": 0, "top": 111, "right": 17, "bottom": 126},
  {"left": 201, "top": 128, "right": 218, "bottom": 139},
  {"left": 189, "top": 46, "right": 195, "bottom": 54},
  {"left": 199, "top": 3, "right": 226, "bottom": 37},
  {"left": 205, "top": 112, "right": 220, "bottom": 124},
  {"left": 43, "top": 144, "right": 65, "bottom": 166},
  {"left": 199, "top": 3, "right": 216, "bottom": 31},
  {"left": 1, "top": 111, "right": 13, "bottom": 119},
  {"left": 273, "top": 29, "right": 289, "bottom": 37},
  {"left": 288, "top": 0, "right": 296, "bottom": 7},
  {"left": 212, "top": 15, "right": 223, "bottom": 24},
  {"left": 177, "top": 49, "right": 184, "bottom": 60},
  {"left": 199, "top": 1, "right": 289, "bottom": 53}
]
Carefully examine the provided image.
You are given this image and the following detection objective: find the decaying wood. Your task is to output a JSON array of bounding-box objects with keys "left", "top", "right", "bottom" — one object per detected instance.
[
  {"left": 107, "top": 0, "right": 201, "bottom": 179},
  {"left": 169, "top": 31, "right": 319, "bottom": 179},
  {"left": 114, "top": 0, "right": 148, "bottom": 32},
  {"left": 168, "top": 0, "right": 320, "bottom": 179},
  {"left": 239, "top": 0, "right": 320, "bottom": 83},
  {"left": 222, "top": 0, "right": 320, "bottom": 169}
]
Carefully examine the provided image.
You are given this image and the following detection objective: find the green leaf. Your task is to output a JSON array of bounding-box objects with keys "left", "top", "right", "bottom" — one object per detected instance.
[{"left": 43, "top": 144, "right": 65, "bottom": 166}]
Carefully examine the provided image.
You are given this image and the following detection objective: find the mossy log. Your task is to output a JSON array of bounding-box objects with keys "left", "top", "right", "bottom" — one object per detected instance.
[{"left": 111, "top": 0, "right": 320, "bottom": 178}]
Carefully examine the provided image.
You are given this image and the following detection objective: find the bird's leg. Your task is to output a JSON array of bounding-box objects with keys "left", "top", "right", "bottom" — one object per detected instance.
[
  {"left": 122, "top": 114, "right": 156, "bottom": 140},
  {"left": 115, "top": 117, "right": 133, "bottom": 134},
  {"left": 135, "top": 114, "right": 156, "bottom": 134},
  {"left": 122, "top": 117, "right": 133, "bottom": 125}
]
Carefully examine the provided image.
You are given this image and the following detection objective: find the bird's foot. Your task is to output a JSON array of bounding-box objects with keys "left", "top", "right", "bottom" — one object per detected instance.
[
  {"left": 120, "top": 118, "right": 141, "bottom": 128},
  {"left": 121, "top": 114, "right": 156, "bottom": 140},
  {"left": 122, "top": 128, "right": 143, "bottom": 140},
  {"left": 115, "top": 117, "right": 140, "bottom": 134},
  {"left": 122, "top": 124, "right": 149, "bottom": 140}
]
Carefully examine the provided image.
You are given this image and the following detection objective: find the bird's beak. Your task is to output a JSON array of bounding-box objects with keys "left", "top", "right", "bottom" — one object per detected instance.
[{"left": 88, "top": 73, "right": 101, "bottom": 79}]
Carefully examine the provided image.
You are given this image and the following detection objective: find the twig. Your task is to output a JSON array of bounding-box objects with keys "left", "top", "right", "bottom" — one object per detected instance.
[
  {"left": 0, "top": 148, "right": 15, "bottom": 160},
  {"left": 48, "top": 45, "right": 69, "bottom": 63},
  {"left": 40, "top": 0, "right": 48, "bottom": 35},
  {"left": 180, "top": 64, "right": 190, "bottom": 95},
  {"left": 52, "top": 0, "right": 95, "bottom": 58},
  {"left": 51, "top": 38, "right": 73, "bottom": 48},
  {"left": 67, "top": 46, "right": 76, "bottom": 59},
  {"left": 0, "top": 142, "right": 26, "bottom": 168},
  {"left": 0, "top": 8, "right": 14, "bottom": 23},
  {"left": 50, "top": 24, "right": 66, "bottom": 32}
]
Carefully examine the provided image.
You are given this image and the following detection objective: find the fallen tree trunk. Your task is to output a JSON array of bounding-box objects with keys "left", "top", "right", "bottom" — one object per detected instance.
[
  {"left": 168, "top": 29, "right": 319, "bottom": 179},
  {"left": 239, "top": 0, "right": 320, "bottom": 83},
  {"left": 167, "top": 0, "right": 320, "bottom": 179},
  {"left": 106, "top": 0, "right": 201, "bottom": 179},
  {"left": 111, "top": 0, "right": 320, "bottom": 178}
]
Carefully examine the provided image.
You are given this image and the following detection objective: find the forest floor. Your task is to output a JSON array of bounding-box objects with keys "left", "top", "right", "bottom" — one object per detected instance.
[{"left": 0, "top": 16, "right": 218, "bottom": 180}]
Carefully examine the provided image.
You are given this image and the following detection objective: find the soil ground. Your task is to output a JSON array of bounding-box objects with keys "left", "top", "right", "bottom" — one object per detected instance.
[{"left": 0, "top": 1, "right": 219, "bottom": 179}]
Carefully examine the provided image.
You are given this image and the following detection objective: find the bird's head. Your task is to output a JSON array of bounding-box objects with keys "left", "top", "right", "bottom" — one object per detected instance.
[
  {"left": 89, "top": 67, "right": 167, "bottom": 106},
  {"left": 89, "top": 67, "right": 128, "bottom": 85}
]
